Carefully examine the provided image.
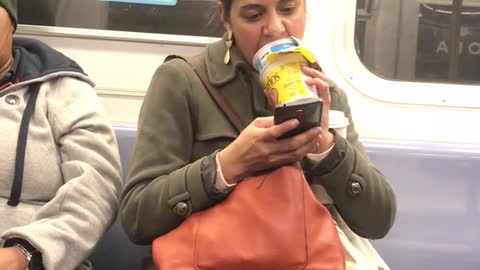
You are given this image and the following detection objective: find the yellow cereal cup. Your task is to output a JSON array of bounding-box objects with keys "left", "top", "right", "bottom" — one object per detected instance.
[
  {"left": 260, "top": 53, "right": 318, "bottom": 106},
  {"left": 253, "top": 37, "right": 299, "bottom": 72}
]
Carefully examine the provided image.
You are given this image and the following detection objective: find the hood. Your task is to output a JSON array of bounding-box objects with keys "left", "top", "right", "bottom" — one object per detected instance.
[{"left": 9, "top": 37, "right": 94, "bottom": 88}]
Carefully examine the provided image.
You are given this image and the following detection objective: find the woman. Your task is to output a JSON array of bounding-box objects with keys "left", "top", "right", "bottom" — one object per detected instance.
[
  {"left": 121, "top": 0, "right": 396, "bottom": 268},
  {"left": 0, "top": 1, "right": 122, "bottom": 269}
]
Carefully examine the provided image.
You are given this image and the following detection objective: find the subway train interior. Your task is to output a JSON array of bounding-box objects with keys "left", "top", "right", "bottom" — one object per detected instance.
[{"left": 12, "top": 0, "right": 480, "bottom": 269}]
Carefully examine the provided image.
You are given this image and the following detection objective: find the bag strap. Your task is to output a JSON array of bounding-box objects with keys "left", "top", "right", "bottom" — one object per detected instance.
[
  {"left": 165, "top": 55, "right": 245, "bottom": 132},
  {"left": 8, "top": 83, "right": 41, "bottom": 206}
]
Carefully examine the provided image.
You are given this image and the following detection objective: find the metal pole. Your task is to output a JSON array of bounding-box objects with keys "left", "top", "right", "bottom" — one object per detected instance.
[{"left": 448, "top": 0, "right": 463, "bottom": 81}]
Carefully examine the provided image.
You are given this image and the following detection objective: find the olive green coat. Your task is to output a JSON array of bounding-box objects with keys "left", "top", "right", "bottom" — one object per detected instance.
[{"left": 120, "top": 38, "right": 396, "bottom": 248}]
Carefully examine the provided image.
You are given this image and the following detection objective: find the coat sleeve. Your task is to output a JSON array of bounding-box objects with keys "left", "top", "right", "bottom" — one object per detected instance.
[
  {"left": 305, "top": 85, "right": 396, "bottom": 239},
  {"left": 119, "top": 59, "right": 226, "bottom": 245},
  {"left": 1, "top": 78, "right": 122, "bottom": 270}
]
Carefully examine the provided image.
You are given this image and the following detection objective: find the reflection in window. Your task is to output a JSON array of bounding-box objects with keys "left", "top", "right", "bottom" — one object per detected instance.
[
  {"left": 18, "top": 0, "right": 223, "bottom": 37},
  {"left": 355, "top": 0, "right": 480, "bottom": 84}
]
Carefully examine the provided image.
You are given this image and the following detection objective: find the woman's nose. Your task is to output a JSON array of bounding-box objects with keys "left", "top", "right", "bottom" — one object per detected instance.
[{"left": 262, "top": 13, "right": 286, "bottom": 38}]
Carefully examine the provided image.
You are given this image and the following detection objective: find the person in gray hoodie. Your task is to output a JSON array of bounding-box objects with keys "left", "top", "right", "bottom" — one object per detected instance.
[{"left": 0, "top": 1, "right": 122, "bottom": 270}]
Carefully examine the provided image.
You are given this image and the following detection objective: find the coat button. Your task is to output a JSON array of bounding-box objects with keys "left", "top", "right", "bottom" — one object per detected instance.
[
  {"left": 350, "top": 181, "right": 363, "bottom": 196},
  {"left": 174, "top": 202, "right": 189, "bottom": 217},
  {"left": 5, "top": 95, "right": 19, "bottom": 105}
]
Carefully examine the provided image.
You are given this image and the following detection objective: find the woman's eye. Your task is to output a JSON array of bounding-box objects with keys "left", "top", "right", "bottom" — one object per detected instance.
[
  {"left": 245, "top": 12, "right": 262, "bottom": 21},
  {"left": 280, "top": 5, "right": 296, "bottom": 15}
]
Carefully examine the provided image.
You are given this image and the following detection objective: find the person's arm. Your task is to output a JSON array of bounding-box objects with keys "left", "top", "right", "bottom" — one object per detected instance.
[
  {"left": 120, "top": 60, "right": 228, "bottom": 245},
  {"left": 304, "top": 85, "right": 396, "bottom": 239},
  {"left": 1, "top": 78, "right": 122, "bottom": 270}
]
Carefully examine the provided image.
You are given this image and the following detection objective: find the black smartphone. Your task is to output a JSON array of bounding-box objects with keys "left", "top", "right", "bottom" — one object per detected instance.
[{"left": 273, "top": 100, "right": 322, "bottom": 140}]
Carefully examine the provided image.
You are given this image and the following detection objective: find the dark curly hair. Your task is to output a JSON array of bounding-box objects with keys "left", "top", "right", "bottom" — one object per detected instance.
[{"left": 219, "top": 0, "right": 233, "bottom": 13}]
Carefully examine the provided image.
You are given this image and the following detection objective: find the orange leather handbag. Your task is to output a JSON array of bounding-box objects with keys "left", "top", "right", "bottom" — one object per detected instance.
[
  {"left": 152, "top": 56, "right": 345, "bottom": 270},
  {"left": 152, "top": 166, "right": 345, "bottom": 270}
]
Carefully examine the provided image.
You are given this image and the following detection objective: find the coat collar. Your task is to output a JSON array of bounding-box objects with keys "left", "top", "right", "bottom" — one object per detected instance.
[
  {"left": 201, "top": 35, "right": 273, "bottom": 126},
  {"left": 204, "top": 35, "right": 254, "bottom": 87}
]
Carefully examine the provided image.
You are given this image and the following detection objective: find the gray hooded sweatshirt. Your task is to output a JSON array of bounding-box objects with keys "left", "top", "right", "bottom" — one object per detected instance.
[{"left": 0, "top": 37, "right": 122, "bottom": 270}]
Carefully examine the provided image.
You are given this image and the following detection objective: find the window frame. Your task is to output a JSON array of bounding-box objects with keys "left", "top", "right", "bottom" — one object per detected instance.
[
  {"left": 17, "top": 24, "right": 219, "bottom": 46},
  {"left": 331, "top": 0, "right": 480, "bottom": 108},
  {"left": 16, "top": 0, "right": 222, "bottom": 46}
]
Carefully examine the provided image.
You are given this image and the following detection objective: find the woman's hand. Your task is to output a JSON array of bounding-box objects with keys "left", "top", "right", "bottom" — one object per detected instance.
[
  {"left": 218, "top": 117, "right": 321, "bottom": 184},
  {"left": 0, "top": 248, "right": 28, "bottom": 270},
  {"left": 302, "top": 66, "right": 335, "bottom": 153}
]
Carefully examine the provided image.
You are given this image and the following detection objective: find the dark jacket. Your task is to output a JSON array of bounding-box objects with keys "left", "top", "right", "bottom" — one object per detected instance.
[{"left": 120, "top": 37, "right": 396, "bottom": 246}]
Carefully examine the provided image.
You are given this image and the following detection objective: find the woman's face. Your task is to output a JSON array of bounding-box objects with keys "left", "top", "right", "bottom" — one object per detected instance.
[{"left": 219, "top": 0, "right": 307, "bottom": 66}]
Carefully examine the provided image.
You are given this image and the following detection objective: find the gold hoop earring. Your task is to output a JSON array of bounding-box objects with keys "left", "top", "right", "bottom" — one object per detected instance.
[{"left": 224, "top": 31, "right": 233, "bottom": 65}]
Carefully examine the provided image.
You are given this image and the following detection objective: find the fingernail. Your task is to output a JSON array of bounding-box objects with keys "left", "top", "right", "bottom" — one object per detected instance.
[{"left": 289, "top": 119, "right": 300, "bottom": 126}]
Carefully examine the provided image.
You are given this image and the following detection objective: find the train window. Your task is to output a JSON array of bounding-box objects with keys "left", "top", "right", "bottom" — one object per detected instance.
[
  {"left": 17, "top": 0, "right": 223, "bottom": 38},
  {"left": 355, "top": 0, "right": 480, "bottom": 85}
]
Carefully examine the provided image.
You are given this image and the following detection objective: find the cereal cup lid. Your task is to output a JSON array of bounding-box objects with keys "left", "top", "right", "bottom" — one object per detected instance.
[{"left": 253, "top": 37, "right": 299, "bottom": 71}]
